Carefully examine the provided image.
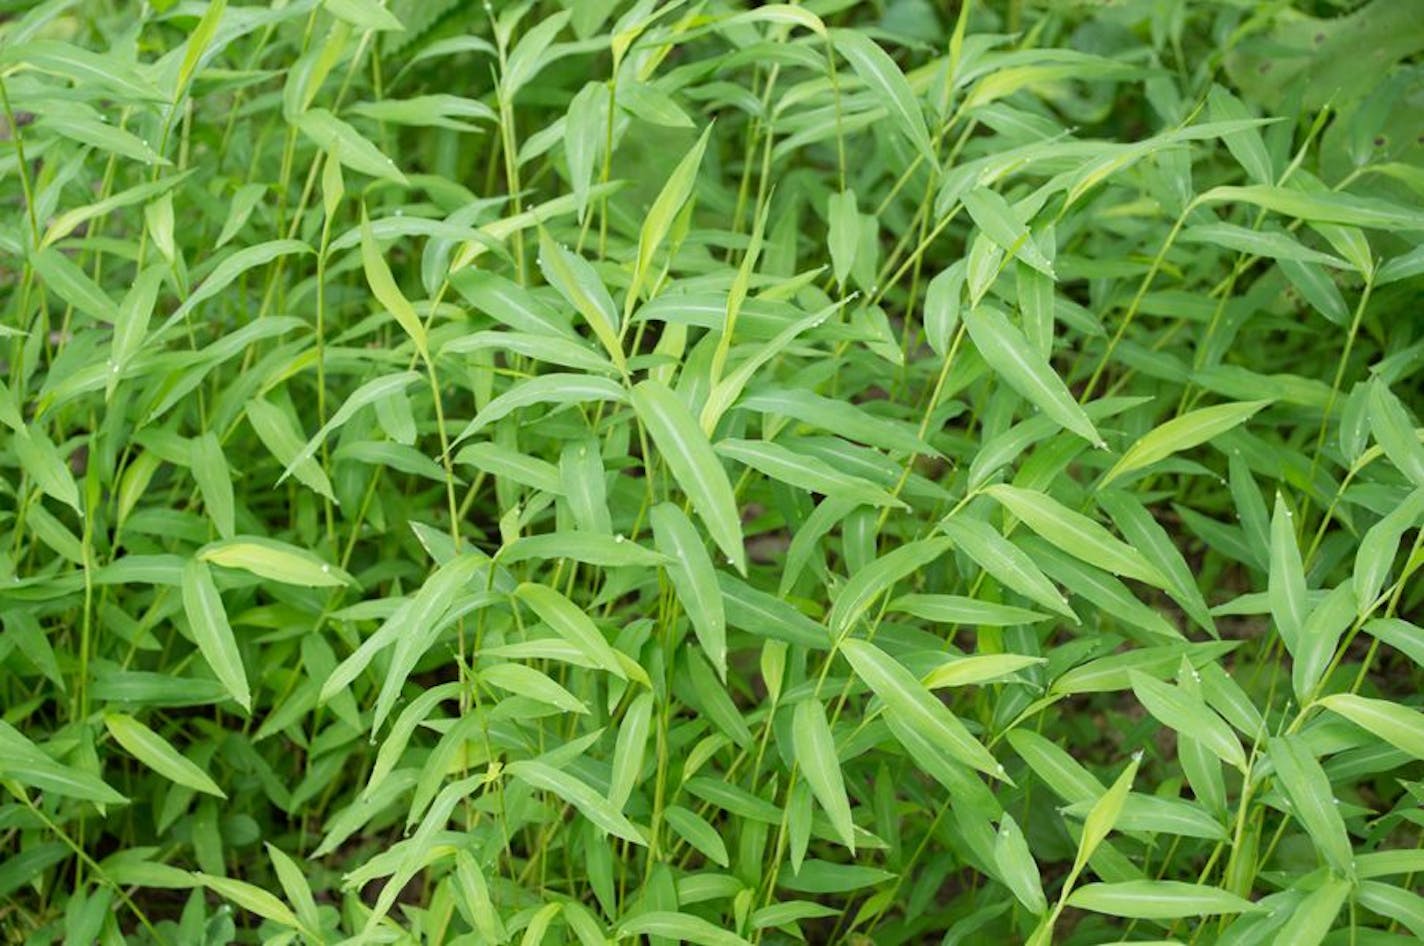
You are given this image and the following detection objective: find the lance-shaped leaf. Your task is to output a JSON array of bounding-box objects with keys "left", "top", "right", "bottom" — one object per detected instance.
[
  {"left": 1316, "top": 694, "right": 1424, "bottom": 761},
  {"left": 985, "top": 485, "right": 1167, "bottom": 588},
  {"left": 538, "top": 230, "right": 624, "bottom": 371},
  {"left": 829, "top": 538, "right": 953, "bottom": 640},
  {"left": 1067, "top": 881, "right": 1257, "bottom": 919},
  {"left": 506, "top": 760, "right": 645, "bottom": 846},
  {"left": 104, "top": 713, "right": 225, "bottom": 798},
  {"left": 181, "top": 559, "right": 250, "bottom": 712},
  {"left": 1103, "top": 400, "right": 1271, "bottom": 485},
  {"left": 966, "top": 305, "right": 1103, "bottom": 447},
  {"left": 515, "top": 583, "right": 628, "bottom": 680},
  {"left": 792, "top": 698, "right": 855, "bottom": 852},
  {"left": 651, "top": 503, "right": 727, "bottom": 678},
  {"left": 1129, "top": 671, "right": 1245, "bottom": 771},
  {"left": 830, "top": 29, "right": 934, "bottom": 163},
  {"left": 361, "top": 207, "right": 429, "bottom": 360},
  {"left": 1268, "top": 734, "right": 1353, "bottom": 875},
  {"left": 632, "top": 380, "right": 746, "bottom": 574},
  {"left": 840, "top": 638, "right": 1001, "bottom": 779},
  {"left": 629, "top": 122, "right": 713, "bottom": 311}
]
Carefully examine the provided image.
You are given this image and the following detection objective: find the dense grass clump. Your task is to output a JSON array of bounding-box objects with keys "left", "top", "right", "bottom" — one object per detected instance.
[{"left": 2, "top": 1, "right": 1423, "bottom": 943}]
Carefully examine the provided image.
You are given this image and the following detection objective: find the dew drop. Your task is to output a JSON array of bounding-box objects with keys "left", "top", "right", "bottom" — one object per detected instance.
[
  {"left": 321, "top": 564, "right": 331, "bottom": 573},
  {"left": 614, "top": 534, "right": 625, "bottom": 543}
]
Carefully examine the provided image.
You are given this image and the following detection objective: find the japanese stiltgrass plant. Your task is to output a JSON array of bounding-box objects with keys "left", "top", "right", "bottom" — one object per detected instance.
[{"left": 2, "top": 0, "right": 1423, "bottom": 943}]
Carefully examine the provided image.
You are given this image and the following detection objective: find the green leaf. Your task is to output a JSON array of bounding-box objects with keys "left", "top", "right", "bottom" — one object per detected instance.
[
  {"left": 199, "top": 537, "right": 352, "bottom": 587},
  {"left": 632, "top": 380, "right": 746, "bottom": 574},
  {"left": 1269, "top": 493, "right": 1309, "bottom": 652},
  {"left": 109, "top": 264, "right": 165, "bottom": 398},
  {"left": 618, "top": 912, "right": 752, "bottom": 946},
  {"left": 163, "top": 240, "right": 311, "bottom": 333},
  {"left": 278, "top": 371, "right": 421, "bottom": 483},
  {"left": 245, "top": 399, "right": 336, "bottom": 501},
  {"left": 565, "top": 82, "right": 607, "bottom": 221},
  {"left": 829, "top": 537, "right": 952, "bottom": 640},
  {"left": 501, "top": 532, "right": 665, "bottom": 567},
  {"left": 1357, "top": 882, "right": 1424, "bottom": 940},
  {"left": 664, "top": 805, "right": 730, "bottom": 868},
  {"left": 324, "top": 0, "right": 404, "bottom": 31},
  {"left": 296, "top": 108, "right": 407, "bottom": 185},
  {"left": 181, "top": 559, "right": 250, "bottom": 712},
  {"left": 1201, "top": 184, "right": 1424, "bottom": 231},
  {"left": 322, "top": 553, "right": 487, "bottom": 706},
  {"left": 449, "top": 268, "right": 574, "bottom": 338},
  {"left": 1103, "top": 400, "right": 1271, "bottom": 486},
  {"left": 939, "top": 515, "right": 1076, "bottom": 620},
  {"left": 716, "top": 438, "right": 905, "bottom": 509},
  {"left": 1293, "top": 582, "right": 1356, "bottom": 703},
  {"left": 1067, "top": 881, "right": 1257, "bottom": 919},
  {"left": 1316, "top": 693, "right": 1424, "bottom": 761},
  {"left": 537, "top": 230, "right": 624, "bottom": 372},
  {"left": 924, "top": 654, "right": 1046, "bottom": 689},
  {"left": 442, "top": 330, "right": 615, "bottom": 375},
  {"left": 361, "top": 206, "right": 429, "bottom": 360},
  {"left": 1179, "top": 223, "right": 1346, "bottom": 267},
  {"left": 1129, "top": 671, "right": 1245, "bottom": 771},
  {"left": 501, "top": 10, "right": 570, "bottom": 99},
  {"left": 31, "top": 247, "right": 119, "bottom": 323},
  {"left": 1368, "top": 379, "right": 1424, "bottom": 487},
  {"left": 1072, "top": 752, "right": 1140, "bottom": 876},
  {"left": 1267, "top": 734, "right": 1353, "bottom": 875},
  {"left": 265, "top": 843, "right": 321, "bottom": 938},
  {"left": 629, "top": 122, "right": 713, "bottom": 310},
  {"left": 962, "top": 187, "right": 1054, "bottom": 278},
  {"left": 176, "top": 0, "right": 227, "bottom": 95},
  {"left": 457, "top": 373, "right": 626, "bottom": 441},
  {"left": 1098, "top": 490, "right": 1215, "bottom": 635},
  {"left": 889, "top": 594, "right": 1050, "bottom": 627},
  {"left": 985, "top": 484, "right": 1167, "bottom": 588},
  {"left": 1354, "top": 488, "right": 1424, "bottom": 613},
  {"left": 830, "top": 29, "right": 934, "bottom": 163},
  {"left": 189, "top": 433, "right": 235, "bottom": 540},
  {"left": 506, "top": 760, "right": 645, "bottom": 845},
  {"left": 994, "top": 814, "right": 1047, "bottom": 914},
  {"left": 737, "top": 387, "right": 934, "bottom": 456},
  {"left": 828, "top": 189, "right": 859, "bottom": 287},
  {"left": 840, "top": 637, "right": 1001, "bottom": 779},
  {"left": 651, "top": 503, "right": 727, "bottom": 678},
  {"left": 1280, "top": 258, "right": 1350, "bottom": 325},
  {"left": 792, "top": 698, "right": 855, "bottom": 852},
  {"left": 458, "top": 444, "right": 563, "bottom": 495},
  {"left": 966, "top": 305, "right": 1104, "bottom": 448},
  {"left": 13, "top": 425, "right": 81, "bottom": 514},
  {"left": 480, "top": 662, "right": 587, "bottom": 714},
  {"left": 515, "top": 583, "right": 628, "bottom": 680},
  {"left": 609, "top": 692, "right": 653, "bottom": 811},
  {"left": 0, "top": 721, "right": 127, "bottom": 806},
  {"left": 1270, "top": 877, "right": 1350, "bottom": 946},
  {"left": 924, "top": 261, "right": 965, "bottom": 358},
  {"left": 192, "top": 873, "right": 301, "bottom": 930},
  {"left": 0, "top": 40, "right": 165, "bottom": 102},
  {"left": 103, "top": 713, "right": 225, "bottom": 798},
  {"left": 1206, "top": 85, "right": 1273, "bottom": 185}
]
